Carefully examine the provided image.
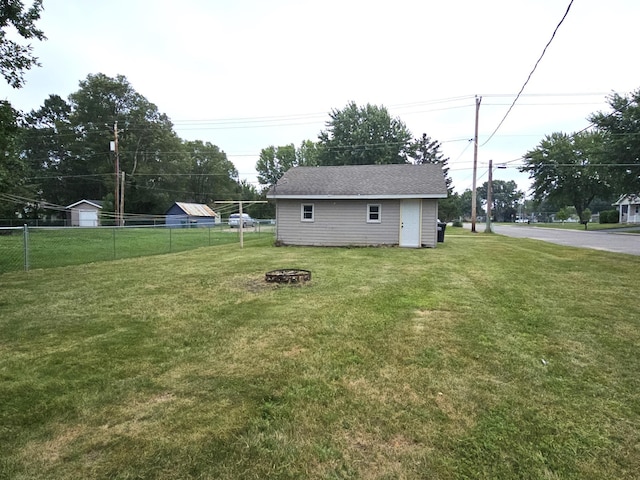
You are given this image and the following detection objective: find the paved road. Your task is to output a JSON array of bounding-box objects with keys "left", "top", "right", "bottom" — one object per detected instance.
[{"left": 479, "top": 224, "right": 640, "bottom": 256}]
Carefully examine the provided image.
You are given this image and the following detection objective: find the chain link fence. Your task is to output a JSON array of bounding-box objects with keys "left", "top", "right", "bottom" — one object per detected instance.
[{"left": 0, "top": 223, "right": 275, "bottom": 274}]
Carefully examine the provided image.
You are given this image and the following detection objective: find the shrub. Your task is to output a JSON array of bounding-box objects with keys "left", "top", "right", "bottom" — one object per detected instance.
[
  {"left": 599, "top": 210, "right": 619, "bottom": 224},
  {"left": 452, "top": 219, "right": 463, "bottom": 227}
]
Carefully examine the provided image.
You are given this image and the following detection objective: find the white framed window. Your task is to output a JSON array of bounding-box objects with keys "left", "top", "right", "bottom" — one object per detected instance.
[
  {"left": 301, "top": 203, "right": 314, "bottom": 222},
  {"left": 367, "top": 204, "right": 381, "bottom": 223}
]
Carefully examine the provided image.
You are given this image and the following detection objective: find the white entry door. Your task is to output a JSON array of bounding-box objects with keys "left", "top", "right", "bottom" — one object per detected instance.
[{"left": 400, "top": 200, "right": 421, "bottom": 247}]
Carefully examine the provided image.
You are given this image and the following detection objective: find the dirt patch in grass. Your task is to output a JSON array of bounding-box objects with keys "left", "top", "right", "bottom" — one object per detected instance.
[
  {"left": 282, "top": 345, "right": 307, "bottom": 358},
  {"left": 21, "top": 425, "right": 84, "bottom": 465},
  {"left": 339, "top": 429, "right": 425, "bottom": 479},
  {"left": 411, "top": 308, "right": 458, "bottom": 332}
]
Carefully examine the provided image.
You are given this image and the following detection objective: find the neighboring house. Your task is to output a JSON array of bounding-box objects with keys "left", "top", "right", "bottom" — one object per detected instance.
[
  {"left": 613, "top": 194, "right": 640, "bottom": 224},
  {"left": 266, "top": 164, "right": 447, "bottom": 248},
  {"left": 165, "top": 202, "right": 219, "bottom": 227},
  {"left": 66, "top": 200, "right": 103, "bottom": 227}
]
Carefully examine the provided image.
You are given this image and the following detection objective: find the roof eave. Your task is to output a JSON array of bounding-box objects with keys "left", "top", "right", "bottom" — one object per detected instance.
[
  {"left": 66, "top": 200, "right": 103, "bottom": 209},
  {"left": 266, "top": 194, "right": 448, "bottom": 200}
]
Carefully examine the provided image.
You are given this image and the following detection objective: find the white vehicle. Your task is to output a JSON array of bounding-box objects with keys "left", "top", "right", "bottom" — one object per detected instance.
[{"left": 228, "top": 213, "right": 255, "bottom": 228}]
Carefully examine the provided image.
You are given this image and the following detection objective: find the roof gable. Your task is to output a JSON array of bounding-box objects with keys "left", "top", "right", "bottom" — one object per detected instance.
[
  {"left": 66, "top": 199, "right": 103, "bottom": 209},
  {"left": 613, "top": 194, "right": 640, "bottom": 206},
  {"left": 267, "top": 164, "right": 448, "bottom": 199}
]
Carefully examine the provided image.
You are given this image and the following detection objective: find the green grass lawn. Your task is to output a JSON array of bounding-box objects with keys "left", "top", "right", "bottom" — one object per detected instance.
[
  {"left": 1, "top": 227, "right": 639, "bottom": 479},
  {"left": 0, "top": 225, "right": 272, "bottom": 273}
]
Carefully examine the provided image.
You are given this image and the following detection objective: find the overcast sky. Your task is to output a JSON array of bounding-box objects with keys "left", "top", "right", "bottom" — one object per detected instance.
[{"left": 4, "top": 0, "right": 639, "bottom": 195}]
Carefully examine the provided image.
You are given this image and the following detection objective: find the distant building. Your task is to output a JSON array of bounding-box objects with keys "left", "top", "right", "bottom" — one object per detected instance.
[
  {"left": 165, "top": 202, "right": 219, "bottom": 227},
  {"left": 66, "top": 200, "right": 103, "bottom": 227},
  {"left": 613, "top": 194, "right": 640, "bottom": 223}
]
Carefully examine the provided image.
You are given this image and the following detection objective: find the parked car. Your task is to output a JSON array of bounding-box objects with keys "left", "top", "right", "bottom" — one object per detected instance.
[{"left": 228, "top": 213, "right": 255, "bottom": 228}]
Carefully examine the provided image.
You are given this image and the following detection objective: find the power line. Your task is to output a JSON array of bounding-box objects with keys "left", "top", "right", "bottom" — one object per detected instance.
[{"left": 481, "top": 0, "right": 576, "bottom": 147}]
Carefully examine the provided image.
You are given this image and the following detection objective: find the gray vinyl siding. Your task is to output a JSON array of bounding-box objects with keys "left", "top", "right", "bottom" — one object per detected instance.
[
  {"left": 421, "top": 199, "right": 439, "bottom": 248},
  {"left": 275, "top": 198, "right": 440, "bottom": 247}
]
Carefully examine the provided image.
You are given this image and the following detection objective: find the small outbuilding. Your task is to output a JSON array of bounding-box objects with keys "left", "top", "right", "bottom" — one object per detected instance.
[
  {"left": 613, "top": 194, "right": 640, "bottom": 224},
  {"left": 267, "top": 164, "right": 447, "bottom": 248},
  {"left": 165, "top": 202, "right": 219, "bottom": 227},
  {"left": 66, "top": 200, "right": 103, "bottom": 227}
]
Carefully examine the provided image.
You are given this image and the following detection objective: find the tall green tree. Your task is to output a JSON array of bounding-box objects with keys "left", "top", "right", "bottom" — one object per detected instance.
[
  {"left": 520, "top": 131, "right": 612, "bottom": 218},
  {"left": 0, "top": 100, "right": 29, "bottom": 217},
  {"left": 317, "top": 102, "right": 412, "bottom": 166},
  {"left": 182, "top": 140, "right": 238, "bottom": 204},
  {"left": 589, "top": 89, "right": 640, "bottom": 194},
  {"left": 0, "top": 0, "right": 45, "bottom": 88},
  {"left": 256, "top": 140, "right": 320, "bottom": 188},
  {"left": 477, "top": 180, "right": 523, "bottom": 222},
  {"left": 65, "top": 73, "right": 186, "bottom": 213},
  {"left": 459, "top": 188, "right": 483, "bottom": 219},
  {"left": 296, "top": 139, "right": 320, "bottom": 167},
  {"left": 20, "top": 94, "right": 73, "bottom": 207},
  {"left": 256, "top": 144, "right": 297, "bottom": 186},
  {"left": 16, "top": 73, "right": 244, "bottom": 217},
  {"left": 409, "top": 133, "right": 458, "bottom": 220}
]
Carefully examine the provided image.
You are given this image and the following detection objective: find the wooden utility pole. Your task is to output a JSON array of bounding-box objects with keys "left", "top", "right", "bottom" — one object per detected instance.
[
  {"left": 113, "top": 122, "right": 120, "bottom": 226},
  {"left": 485, "top": 159, "right": 493, "bottom": 233},
  {"left": 471, "top": 95, "right": 481, "bottom": 233},
  {"left": 120, "top": 171, "right": 125, "bottom": 226}
]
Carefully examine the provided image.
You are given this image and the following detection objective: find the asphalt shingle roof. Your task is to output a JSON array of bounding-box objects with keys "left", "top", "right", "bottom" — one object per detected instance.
[{"left": 268, "top": 164, "right": 447, "bottom": 198}]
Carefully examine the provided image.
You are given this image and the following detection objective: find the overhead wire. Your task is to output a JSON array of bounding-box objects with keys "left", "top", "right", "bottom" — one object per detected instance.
[{"left": 480, "top": 0, "right": 575, "bottom": 147}]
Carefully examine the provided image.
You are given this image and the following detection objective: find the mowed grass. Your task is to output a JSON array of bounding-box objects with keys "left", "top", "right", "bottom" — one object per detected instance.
[
  {"left": 0, "top": 228, "right": 639, "bottom": 479},
  {"left": 0, "top": 226, "right": 271, "bottom": 273}
]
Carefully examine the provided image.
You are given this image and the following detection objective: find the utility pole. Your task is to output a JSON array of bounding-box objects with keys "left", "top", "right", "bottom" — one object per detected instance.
[
  {"left": 471, "top": 95, "right": 481, "bottom": 233},
  {"left": 120, "top": 170, "right": 125, "bottom": 226},
  {"left": 113, "top": 121, "right": 120, "bottom": 227},
  {"left": 485, "top": 159, "right": 493, "bottom": 233}
]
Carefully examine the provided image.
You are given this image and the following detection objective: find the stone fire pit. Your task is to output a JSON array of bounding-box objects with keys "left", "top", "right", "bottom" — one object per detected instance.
[{"left": 265, "top": 269, "right": 311, "bottom": 284}]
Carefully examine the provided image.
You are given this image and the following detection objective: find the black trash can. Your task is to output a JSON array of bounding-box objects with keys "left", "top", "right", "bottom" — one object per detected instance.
[{"left": 437, "top": 222, "right": 446, "bottom": 243}]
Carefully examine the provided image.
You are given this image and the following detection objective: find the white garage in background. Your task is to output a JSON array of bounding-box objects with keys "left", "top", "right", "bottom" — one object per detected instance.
[{"left": 66, "top": 200, "right": 103, "bottom": 227}]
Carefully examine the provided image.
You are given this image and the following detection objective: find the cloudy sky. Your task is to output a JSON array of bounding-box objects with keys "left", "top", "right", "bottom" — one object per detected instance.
[{"left": 4, "top": 0, "right": 639, "bottom": 194}]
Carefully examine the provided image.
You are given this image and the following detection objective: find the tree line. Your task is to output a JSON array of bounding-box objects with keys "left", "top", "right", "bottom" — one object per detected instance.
[
  {"left": 255, "top": 102, "right": 459, "bottom": 220},
  {"left": 520, "top": 89, "right": 640, "bottom": 220},
  {"left": 0, "top": 73, "right": 260, "bottom": 222}
]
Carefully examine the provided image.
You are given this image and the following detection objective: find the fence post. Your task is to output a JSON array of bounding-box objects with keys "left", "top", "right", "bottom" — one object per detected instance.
[{"left": 23, "top": 224, "right": 29, "bottom": 271}]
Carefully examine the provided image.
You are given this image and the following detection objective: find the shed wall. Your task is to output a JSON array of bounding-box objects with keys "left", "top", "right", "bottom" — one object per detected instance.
[
  {"left": 421, "top": 199, "right": 439, "bottom": 248},
  {"left": 275, "top": 199, "right": 439, "bottom": 247},
  {"left": 165, "top": 215, "right": 215, "bottom": 227},
  {"left": 165, "top": 204, "right": 216, "bottom": 227},
  {"left": 69, "top": 204, "right": 101, "bottom": 227}
]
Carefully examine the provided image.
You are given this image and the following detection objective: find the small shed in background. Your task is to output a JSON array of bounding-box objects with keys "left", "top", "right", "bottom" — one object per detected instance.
[
  {"left": 165, "top": 202, "right": 219, "bottom": 227},
  {"left": 66, "top": 200, "right": 103, "bottom": 227}
]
